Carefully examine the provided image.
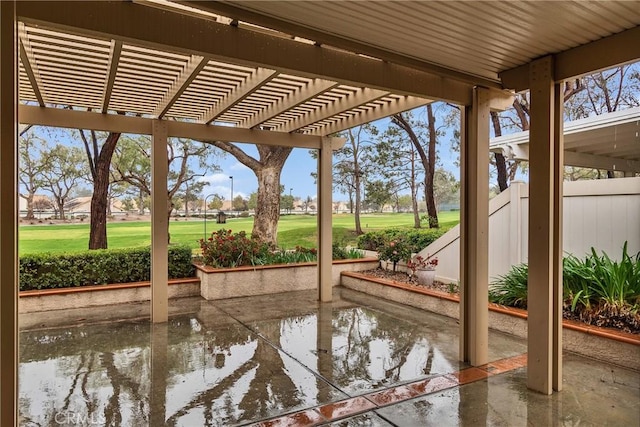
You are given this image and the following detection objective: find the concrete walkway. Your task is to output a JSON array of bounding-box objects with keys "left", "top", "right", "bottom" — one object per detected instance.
[{"left": 19, "top": 288, "right": 639, "bottom": 426}]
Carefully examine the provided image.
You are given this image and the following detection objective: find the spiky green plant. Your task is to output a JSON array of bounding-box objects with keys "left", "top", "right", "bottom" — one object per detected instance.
[{"left": 489, "top": 264, "right": 529, "bottom": 308}]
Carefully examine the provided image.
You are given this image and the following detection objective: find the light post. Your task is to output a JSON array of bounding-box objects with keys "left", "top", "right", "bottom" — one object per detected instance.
[
  {"left": 229, "top": 176, "right": 233, "bottom": 217},
  {"left": 203, "top": 193, "right": 216, "bottom": 240},
  {"left": 289, "top": 188, "right": 293, "bottom": 213}
]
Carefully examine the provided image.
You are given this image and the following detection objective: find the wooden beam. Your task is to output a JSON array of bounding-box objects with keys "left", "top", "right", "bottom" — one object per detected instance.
[
  {"left": 201, "top": 67, "right": 278, "bottom": 123},
  {"left": 275, "top": 87, "right": 388, "bottom": 133},
  {"left": 308, "top": 95, "right": 430, "bottom": 136},
  {"left": 151, "top": 119, "right": 168, "bottom": 323},
  {"left": 16, "top": 0, "right": 474, "bottom": 105},
  {"left": 154, "top": 54, "right": 209, "bottom": 118},
  {"left": 317, "top": 137, "right": 333, "bottom": 302},
  {"left": 18, "top": 22, "right": 45, "bottom": 106},
  {"left": 0, "top": 2, "right": 18, "bottom": 425},
  {"left": 18, "top": 104, "right": 345, "bottom": 149},
  {"left": 459, "top": 87, "right": 490, "bottom": 367},
  {"left": 240, "top": 78, "right": 337, "bottom": 129},
  {"left": 500, "top": 26, "right": 640, "bottom": 92},
  {"left": 101, "top": 39, "right": 122, "bottom": 113}
]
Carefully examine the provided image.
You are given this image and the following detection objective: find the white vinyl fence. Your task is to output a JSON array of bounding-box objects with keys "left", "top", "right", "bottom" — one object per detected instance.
[{"left": 420, "top": 177, "right": 640, "bottom": 284}]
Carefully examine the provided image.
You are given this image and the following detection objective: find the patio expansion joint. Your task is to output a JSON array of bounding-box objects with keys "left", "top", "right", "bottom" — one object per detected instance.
[{"left": 255, "top": 353, "right": 528, "bottom": 426}]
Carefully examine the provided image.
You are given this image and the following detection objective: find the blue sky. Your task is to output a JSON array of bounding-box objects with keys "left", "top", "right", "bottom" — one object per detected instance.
[
  {"left": 198, "top": 145, "right": 321, "bottom": 202},
  {"left": 198, "top": 109, "right": 463, "bottom": 202}
]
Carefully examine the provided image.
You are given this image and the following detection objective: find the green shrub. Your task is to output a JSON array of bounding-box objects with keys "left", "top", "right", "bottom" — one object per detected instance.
[
  {"left": 19, "top": 245, "right": 195, "bottom": 291},
  {"left": 332, "top": 243, "right": 364, "bottom": 260},
  {"left": 357, "top": 228, "right": 448, "bottom": 253}
]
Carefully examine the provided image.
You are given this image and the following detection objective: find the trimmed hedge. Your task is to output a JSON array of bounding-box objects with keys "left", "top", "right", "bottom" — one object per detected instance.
[
  {"left": 356, "top": 228, "right": 448, "bottom": 253},
  {"left": 19, "top": 245, "right": 195, "bottom": 291}
]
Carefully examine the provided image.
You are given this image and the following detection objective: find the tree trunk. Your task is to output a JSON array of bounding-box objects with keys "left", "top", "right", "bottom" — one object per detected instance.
[
  {"left": 490, "top": 111, "right": 509, "bottom": 192},
  {"left": 393, "top": 111, "right": 438, "bottom": 228},
  {"left": 23, "top": 193, "right": 35, "bottom": 220},
  {"left": 425, "top": 104, "right": 439, "bottom": 228},
  {"left": 138, "top": 189, "right": 145, "bottom": 215},
  {"left": 412, "top": 185, "right": 420, "bottom": 228},
  {"left": 354, "top": 170, "right": 363, "bottom": 235},
  {"left": 410, "top": 149, "right": 421, "bottom": 228},
  {"left": 87, "top": 132, "right": 121, "bottom": 250},
  {"left": 254, "top": 166, "right": 284, "bottom": 246},
  {"left": 55, "top": 198, "right": 65, "bottom": 220}
]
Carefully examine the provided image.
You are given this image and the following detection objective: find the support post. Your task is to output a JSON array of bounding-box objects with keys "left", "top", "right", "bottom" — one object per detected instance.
[
  {"left": 459, "top": 87, "right": 490, "bottom": 366},
  {"left": 509, "top": 181, "right": 523, "bottom": 266},
  {"left": 552, "top": 81, "right": 564, "bottom": 392},
  {"left": 317, "top": 137, "right": 333, "bottom": 302},
  {"left": 151, "top": 120, "right": 169, "bottom": 323},
  {"left": 527, "top": 56, "right": 563, "bottom": 394},
  {"left": 0, "top": 2, "right": 18, "bottom": 425}
]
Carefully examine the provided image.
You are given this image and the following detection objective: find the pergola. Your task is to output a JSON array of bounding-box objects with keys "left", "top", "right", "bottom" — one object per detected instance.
[{"left": 1, "top": 2, "right": 639, "bottom": 423}]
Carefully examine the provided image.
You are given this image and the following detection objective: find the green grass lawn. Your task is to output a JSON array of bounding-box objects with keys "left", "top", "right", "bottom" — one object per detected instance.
[{"left": 19, "top": 211, "right": 460, "bottom": 255}]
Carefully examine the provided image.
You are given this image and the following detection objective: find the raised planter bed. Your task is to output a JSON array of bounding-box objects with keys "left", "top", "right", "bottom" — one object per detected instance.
[
  {"left": 19, "top": 278, "right": 200, "bottom": 314},
  {"left": 341, "top": 270, "right": 640, "bottom": 371},
  {"left": 196, "top": 258, "right": 379, "bottom": 300}
]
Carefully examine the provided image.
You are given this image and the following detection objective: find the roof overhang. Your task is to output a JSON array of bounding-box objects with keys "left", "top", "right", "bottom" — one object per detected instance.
[{"left": 490, "top": 107, "right": 640, "bottom": 173}]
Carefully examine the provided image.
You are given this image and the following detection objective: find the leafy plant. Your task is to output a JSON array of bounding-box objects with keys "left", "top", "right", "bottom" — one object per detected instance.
[
  {"left": 488, "top": 243, "right": 639, "bottom": 331},
  {"left": 378, "top": 236, "right": 412, "bottom": 271},
  {"left": 19, "top": 245, "right": 195, "bottom": 291},
  {"left": 199, "top": 229, "right": 270, "bottom": 268},
  {"left": 488, "top": 264, "right": 529, "bottom": 308}
]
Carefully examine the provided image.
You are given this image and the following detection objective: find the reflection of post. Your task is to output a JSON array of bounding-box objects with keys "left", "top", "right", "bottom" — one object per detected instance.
[
  {"left": 150, "top": 324, "right": 168, "bottom": 426},
  {"left": 459, "top": 376, "right": 487, "bottom": 425},
  {"left": 316, "top": 302, "right": 333, "bottom": 402}
]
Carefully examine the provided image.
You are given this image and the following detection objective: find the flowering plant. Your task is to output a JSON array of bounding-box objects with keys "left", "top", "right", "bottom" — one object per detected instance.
[
  {"left": 378, "top": 237, "right": 412, "bottom": 271},
  {"left": 406, "top": 254, "right": 438, "bottom": 275}
]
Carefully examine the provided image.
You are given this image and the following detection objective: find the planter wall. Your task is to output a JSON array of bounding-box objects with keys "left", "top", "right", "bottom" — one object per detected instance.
[
  {"left": 19, "top": 278, "right": 200, "bottom": 314},
  {"left": 341, "top": 271, "right": 640, "bottom": 371},
  {"left": 196, "top": 258, "right": 379, "bottom": 300}
]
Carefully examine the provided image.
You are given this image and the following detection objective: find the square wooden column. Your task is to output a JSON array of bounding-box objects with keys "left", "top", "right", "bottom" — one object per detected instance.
[
  {"left": 527, "top": 55, "right": 563, "bottom": 394},
  {"left": 151, "top": 120, "right": 169, "bottom": 323},
  {"left": 0, "top": 2, "right": 18, "bottom": 425},
  {"left": 317, "top": 137, "right": 333, "bottom": 302},
  {"left": 459, "top": 87, "right": 490, "bottom": 366}
]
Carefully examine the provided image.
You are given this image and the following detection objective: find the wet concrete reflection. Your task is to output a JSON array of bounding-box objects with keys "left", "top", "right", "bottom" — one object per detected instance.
[
  {"left": 20, "top": 288, "right": 633, "bottom": 426},
  {"left": 19, "top": 305, "right": 346, "bottom": 426}
]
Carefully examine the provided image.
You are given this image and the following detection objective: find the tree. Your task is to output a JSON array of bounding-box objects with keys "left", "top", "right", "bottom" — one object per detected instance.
[
  {"left": 175, "top": 180, "right": 208, "bottom": 216},
  {"left": 280, "top": 194, "right": 294, "bottom": 213},
  {"left": 303, "top": 195, "right": 313, "bottom": 213},
  {"left": 433, "top": 169, "right": 459, "bottom": 210},
  {"left": 112, "top": 135, "right": 220, "bottom": 241},
  {"left": 392, "top": 107, "right": 440, "bottom": 228},
  {"left": 232, "top": 195, "right": 248, "bottom": 212},
  {"left": 78, "top": 128, "right": 122, "bottom": 249},
  {"left": 198, "top": 140, "right": 292, "bottom": 246},
  {"left": 18, "top": 132, "right": 48, "bottom": 220},
  {"left": 40, "top": 144, "right": 87, "bottom": 220},
  {"left": 332, "top": 124, "right": 378, "bottom": 234},
  {"left": 208, "top": 194, "right": 224, "bottom": 210},
  {"left": 364, "top": 180, "right": 393, "bottom": 212},
  {"left": 375, "top": 122, "right": 424, "bottom": 227},
  {"left": 247, "top": 192, "right": 258, "bottom": 211}
]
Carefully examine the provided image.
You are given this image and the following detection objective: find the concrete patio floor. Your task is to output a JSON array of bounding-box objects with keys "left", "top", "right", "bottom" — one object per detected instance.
[{"left": 19, "top": 288, "right": 639, "bottom": 426}]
